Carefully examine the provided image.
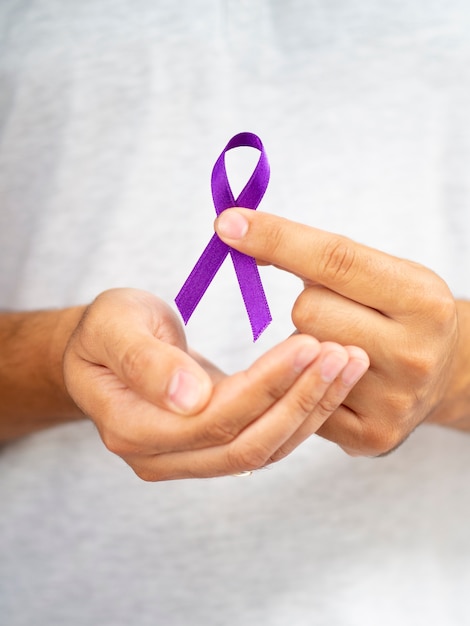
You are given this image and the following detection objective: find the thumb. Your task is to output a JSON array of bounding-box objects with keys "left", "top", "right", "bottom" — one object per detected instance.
[
  {"left": 115, "top": 337, "right": 213, "bottom": 415},
  {"left": 68, "top": 289, "right": 213, "bottom": 416}
]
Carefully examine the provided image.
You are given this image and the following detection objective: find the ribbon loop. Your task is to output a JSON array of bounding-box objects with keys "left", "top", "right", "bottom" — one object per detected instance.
[{"left": 175, "top": 132, "right": 272, "bottom": 341}]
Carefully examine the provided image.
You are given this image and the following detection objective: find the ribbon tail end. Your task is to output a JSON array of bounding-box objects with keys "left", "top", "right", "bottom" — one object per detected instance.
[
  {"left": 251, "top": 313, "right": 272, "bottom": 342},
  {"left": 174, "top": 293, "right": 193, "bottom": 326}
]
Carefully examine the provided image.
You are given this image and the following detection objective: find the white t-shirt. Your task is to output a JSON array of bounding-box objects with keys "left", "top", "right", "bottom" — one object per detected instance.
[{"left": 1, "top": 2, "right": 470, "bottom": 625}]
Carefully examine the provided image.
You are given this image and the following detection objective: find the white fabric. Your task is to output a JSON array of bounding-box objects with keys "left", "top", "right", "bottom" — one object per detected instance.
[{"left": 1, "top": 1, "right": 470, "bottom": 624}]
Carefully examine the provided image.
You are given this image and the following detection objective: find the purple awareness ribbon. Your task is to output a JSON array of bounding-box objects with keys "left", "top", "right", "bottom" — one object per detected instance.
[{"left": 175, "top": 132, "right": 272, "bottom": 341}]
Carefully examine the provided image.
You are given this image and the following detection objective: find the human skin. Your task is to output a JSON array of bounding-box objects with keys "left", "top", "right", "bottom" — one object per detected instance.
[
  {"left": 215, "top": 208, "right": 470, "bottom": 457},
  {"left": 0, "top": 288, "right": 368, "bottom": 480}
]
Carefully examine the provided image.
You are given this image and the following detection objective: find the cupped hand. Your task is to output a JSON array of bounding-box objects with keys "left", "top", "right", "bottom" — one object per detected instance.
[
  {"left": 63, "top": 288, "right": 368, "bottom": 479},
  {"left": 215, "top": 209, "right": 459, "bottom": 456}
]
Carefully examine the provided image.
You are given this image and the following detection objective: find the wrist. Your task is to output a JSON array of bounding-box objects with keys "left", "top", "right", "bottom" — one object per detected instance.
[
  {"left": 48, "top": 305, "right": 88, "bottom": 419},
  {"left": 427, "top": 300, "right": 470, "bottom": 430},
  {"left": 0, "top": 305, "right": 87, "bottom": 441}
]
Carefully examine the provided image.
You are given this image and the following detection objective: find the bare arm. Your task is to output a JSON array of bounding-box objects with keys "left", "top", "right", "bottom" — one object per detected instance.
[{"left": 0, "top": 306, "right": 86, "bottom": 441}]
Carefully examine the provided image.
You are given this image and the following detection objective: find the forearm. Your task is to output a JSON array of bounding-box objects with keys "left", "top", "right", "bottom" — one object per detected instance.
[
  {"left": 427, "top": 299, "right": 470, "bottom": 430},
  {"left": 0, "top": 306, "right": 86, "bottom": 442}
]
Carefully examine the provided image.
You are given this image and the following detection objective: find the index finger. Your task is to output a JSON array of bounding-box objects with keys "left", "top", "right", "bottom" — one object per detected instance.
[{"left": 215, "top": 208, "right": 432, "bottom": 315}]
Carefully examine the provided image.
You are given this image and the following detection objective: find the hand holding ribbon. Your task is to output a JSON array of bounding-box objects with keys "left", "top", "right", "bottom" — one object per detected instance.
[{"left": 175, "top": 132, "right": 272, "bottom": 341}]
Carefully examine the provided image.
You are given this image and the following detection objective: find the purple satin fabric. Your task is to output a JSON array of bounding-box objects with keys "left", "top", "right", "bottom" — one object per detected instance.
[{"left": 175, "top": 132, "right": 272, "bottom": 341}]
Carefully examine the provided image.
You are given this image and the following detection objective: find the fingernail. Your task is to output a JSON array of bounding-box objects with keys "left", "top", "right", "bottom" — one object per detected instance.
[
  {"left": 216, "top": 211, "right": 249, "bottom": 240},
  {"left": 320, "top": 351, "right": 348, "bottom": 383},
  {"left": 341, "top": 359, "right": 368, "bottom": 386},
  {"left": 168, "top": 370, "right": 202, "bottom": 412},
  {"left": 293, "top": 343, "right": 320, "bottom": 373}
]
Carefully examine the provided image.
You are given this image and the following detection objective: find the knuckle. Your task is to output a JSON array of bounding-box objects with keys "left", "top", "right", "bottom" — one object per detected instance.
[
  {"left": 360, "top": 406, "right": 410, "bottom": 456},
  {"left": 228, "top": 440, "right": 271, "bottom": 473},
  {"left": 262, "top": 219, "right": 286, "bottom": 261},
  {"left": 341, "top": 446, "right": 362, "bottom": 458},
  {"left": 408, "top": 270, "right": 457, "bottom": 330},
  {"left": 361, "top": 424, "right": 397, "bottom": 456},
  {"left": 202, "top": 416, "right": 238, "bottom": 446},
  {"left": 133, "top": 466, "right": 161, "bottom": 482},
  {"left": 294, "top": 388, "right": 320, "bottom": 417},
  {"left": 242, "top": 368, "right": 284, "bottom": 406},
  {"left": 100, "top": 430, "right": 129, "bottom": 457},
  {"left": 319, "top": 236, "right": 356, "bottom": 285},
  {"left": 413, "top": 353, "right": 437, "bottom": 385},
  {"left": 381, "top": 388, "right": 417, "bottom": 429},
  {"left": 81, "top": 290, "right": 116, "bottom": 326},
  {"left": 269, "top": 445, "right": 291, "bottom": 464},
  {"left": 292, "top": 289, "right": 317, "bottom": 331},
  {"left": 134, "top": 459, "right": 191, "bottom": 482},
  {"left": 397, "top": 343, "right": 439, "bottom": 387},
  {"left": 315, "top": 393, "right": 343, "bottom": 418},
  {"left": 99, "top": 414, "right": 143, "bottom": 458},
  {"left": 429, "top": 282, "right": 457, "bottom": 331},
  {"left": 121, "top": 342, "right": 152, "bottom": 387}
]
